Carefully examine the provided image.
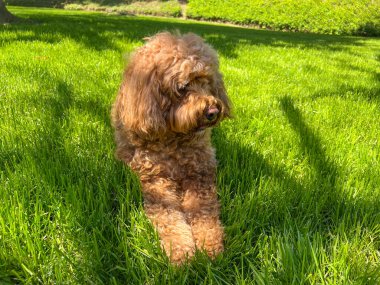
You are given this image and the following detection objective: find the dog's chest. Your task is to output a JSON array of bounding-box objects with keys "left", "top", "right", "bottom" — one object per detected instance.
[{"left": 132, "top": 144, "right": 217, "bottom": 181}]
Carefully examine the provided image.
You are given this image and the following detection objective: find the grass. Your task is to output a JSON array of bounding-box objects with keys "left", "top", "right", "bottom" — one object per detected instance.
[{"left": 1, "top": 6, "right": 380, "bottom": 284}]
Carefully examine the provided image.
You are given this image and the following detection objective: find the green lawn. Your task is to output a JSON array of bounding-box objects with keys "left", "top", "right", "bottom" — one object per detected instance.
[{"left": 1, "top": 7, "right": 379, "bottom": 284}]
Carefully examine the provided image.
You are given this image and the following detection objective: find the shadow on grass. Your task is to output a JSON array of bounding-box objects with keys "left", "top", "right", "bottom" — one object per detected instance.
[
  {"left": 2, "top": 7, "right": 379, "bottom": 283},
  {"left": 5, "top": 7, "right": 377, "bottom": 110},
  {"left": 214, "top": 95, "right": 379, "bottom": 238},
  {"left": 4, "top": 7, "right": 374, "bottom": 58},
  {"left": 24, "top": 72, "right": 131, "bottom": 203},
  {"left": 211, "top": 95, "right": 380, "bottom": 282},
  {"left": 0, "top": 59, "right": 141, "bottom": 280},
  {"left": 311, "top": 83, "right": 380, "bottom": 102},
  {"left": 310, "top": 54, "right": 379, "bottom": 103}
]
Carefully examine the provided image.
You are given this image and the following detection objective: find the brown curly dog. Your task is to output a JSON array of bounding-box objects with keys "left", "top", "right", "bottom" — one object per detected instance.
[{"left": 111, "top": 32, "right": 231, "bottom": 265}]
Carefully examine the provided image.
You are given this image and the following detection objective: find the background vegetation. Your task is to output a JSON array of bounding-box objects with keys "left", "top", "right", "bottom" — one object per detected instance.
[
  {"left": 5, "top": 0, "right": 380, "bottom": 36},
  {"left": 1, "top": 6, "right": 380, "bottom": 284},
  {"left": 187, "top": 0, "right": 380, "bottom": 36},
  {"left": 64, "top": 0, "right": 182, "bottom": 17}
]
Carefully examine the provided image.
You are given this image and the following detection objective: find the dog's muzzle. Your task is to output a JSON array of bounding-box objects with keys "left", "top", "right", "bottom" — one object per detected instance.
[{"left": 205, "top": 106, "right": 220, "bottom": 122}]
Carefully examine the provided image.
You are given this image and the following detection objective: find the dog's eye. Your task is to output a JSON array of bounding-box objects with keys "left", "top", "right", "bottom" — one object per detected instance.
[
  {"left": 177, "top": 83, "right": 189, "bottom": 97},
  {"left": 178, "top": 88, "right": 187, "bottom": 97}
]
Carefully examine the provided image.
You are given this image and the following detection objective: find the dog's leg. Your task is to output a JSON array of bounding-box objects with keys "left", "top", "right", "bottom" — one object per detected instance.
[
  {"left": 182, "top": 185, "right": 224, "bottom": 258},
  {"left": 142, "top": 179, "right": 195, "bottom": 265}
]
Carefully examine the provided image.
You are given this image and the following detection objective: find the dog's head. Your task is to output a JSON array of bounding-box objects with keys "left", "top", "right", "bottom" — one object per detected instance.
[{"left": 112, "top": 32, "right": 231, "bottom": 139}]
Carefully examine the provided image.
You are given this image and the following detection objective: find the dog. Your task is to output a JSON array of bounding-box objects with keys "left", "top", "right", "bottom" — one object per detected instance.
[{"left": 111, "top": 32, "right": 231, "bottom": 264}]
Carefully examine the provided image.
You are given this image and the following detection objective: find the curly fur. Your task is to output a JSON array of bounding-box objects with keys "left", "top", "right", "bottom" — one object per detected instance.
[{"left": 111, "top": 32, "right": 231, "bottom": 264}]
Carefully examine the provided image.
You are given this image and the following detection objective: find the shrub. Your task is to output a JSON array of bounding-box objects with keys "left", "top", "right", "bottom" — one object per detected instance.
[
  {"left": 6, "top": 0, "right": 63, "bottom": 7},
  {"left": 187, "top": 0, "right": 380, "bottom": 36},
  {"left": 64, "top": 0, "right": 182, "bottom": 17}
]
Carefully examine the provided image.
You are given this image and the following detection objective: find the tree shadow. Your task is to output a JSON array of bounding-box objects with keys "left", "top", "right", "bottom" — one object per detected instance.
[
  {"left": 214, "top": 95, "right": 379, "bottom": 241},
  {"left": 9, "top": 72, "right": 144, "bottom": 282},
  {"left": 208, "top": 95, "right": 380, "bottom": 282},
  {"left": 2, "top": 7, "right": 379, "bottom": 282},
  {"left": 0, "top": 148, "right": 23, "bottom": 174},
  {"left": 278, "top": 96, "right": 341, "bottom": 223},
  {"left": 25, "top": 73, "right": 125, "bottom": 198},
  {"left": 311, "top": 83, "right": 380, "bottom": 103},
  {"left": 309, "top": 53, "right": 379, "bottom": 103},
  {"left": 5, "top": 7, "right": 374, "bottom": 58}
]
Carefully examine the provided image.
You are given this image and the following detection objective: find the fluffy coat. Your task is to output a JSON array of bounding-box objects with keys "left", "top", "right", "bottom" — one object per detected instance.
[{"left": 111, "top": 32, "right": 231, "bottom": 264}]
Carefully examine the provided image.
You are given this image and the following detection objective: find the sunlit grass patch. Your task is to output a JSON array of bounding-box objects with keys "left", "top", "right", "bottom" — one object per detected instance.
[{"left": 1, "top": 7, "right": 380, "bottom": 284}]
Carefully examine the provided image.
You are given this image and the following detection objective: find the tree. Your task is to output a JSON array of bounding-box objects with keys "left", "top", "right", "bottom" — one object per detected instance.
[{"left": 0, "top": 0, "right": 18, "bottom": 24}]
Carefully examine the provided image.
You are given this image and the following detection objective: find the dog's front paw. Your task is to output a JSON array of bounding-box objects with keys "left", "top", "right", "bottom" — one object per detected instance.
[
  {"left": 191, "top": 217, "right": 224, "bottom": 259},
  {"left": 147, "top": 205, "right": 196, "bottom": 265},
  {"left": 161, "top": 237, "right": 195, "bottom": 265}
]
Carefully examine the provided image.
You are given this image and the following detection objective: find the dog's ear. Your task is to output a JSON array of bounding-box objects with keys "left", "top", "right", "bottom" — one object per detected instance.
[
  {"left": 214, "top": 72, "right": 232, "bottom": 118},
  {"left": 112, "top": 58, "right": 167, "bottom": 138}
]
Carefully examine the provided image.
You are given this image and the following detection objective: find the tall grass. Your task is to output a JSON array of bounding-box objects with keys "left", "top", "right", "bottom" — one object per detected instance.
[{"left": 1, "top": 7, "right": 380, "bottom": 284}]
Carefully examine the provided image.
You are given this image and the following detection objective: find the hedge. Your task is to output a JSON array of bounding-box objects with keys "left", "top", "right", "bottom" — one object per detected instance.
[
  {"left": 187, "top": 0, "right": 380, "bottom": 36},
  {"left": 64, "top": 1, "right": 182, "bottom": 17},
  {"left": 6, "top": 0, "right": 63, "bottom": 7},
  {"left": 6, "top": 0, "right": 182, "bottom": 17}
]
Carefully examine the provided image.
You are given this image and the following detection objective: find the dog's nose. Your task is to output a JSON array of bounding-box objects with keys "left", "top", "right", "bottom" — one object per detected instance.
[{"left": 205, "top": 107, "right": 220, "bottom": 121}]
